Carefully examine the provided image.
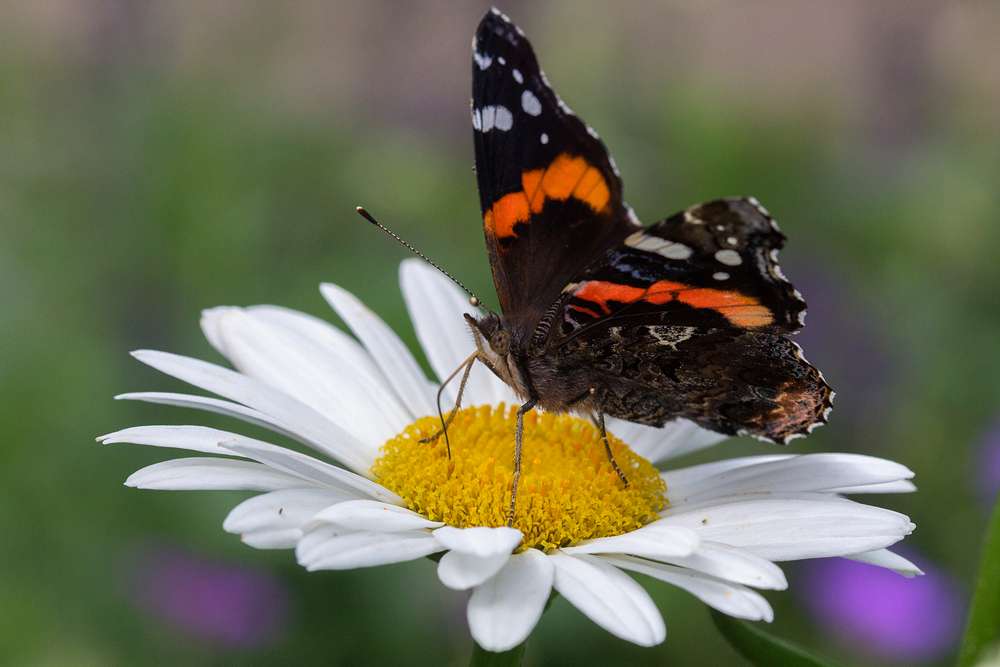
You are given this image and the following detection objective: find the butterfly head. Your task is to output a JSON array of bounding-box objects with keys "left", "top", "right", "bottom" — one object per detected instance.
[{"left": 464, "top": 312, "right": 531, "bottom": 398}]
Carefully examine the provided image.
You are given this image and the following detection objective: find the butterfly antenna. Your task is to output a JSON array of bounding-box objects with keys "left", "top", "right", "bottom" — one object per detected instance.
[{"left": 357, "top": 207, "right": 485, "bottom": 308}]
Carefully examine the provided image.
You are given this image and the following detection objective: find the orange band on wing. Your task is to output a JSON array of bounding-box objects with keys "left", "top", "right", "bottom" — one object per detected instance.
[
  {"left": 570, "top": 160, "right": 611, "bottom": 212},
  {"left": 573, "top": 281, "right": 646, "bottom": 314},
  {"left": 488, "top": 153, "right": 612, "bottom": 241},
  {"left": 487, "top": 191, "right": 531, "bottom": 240},
  {"left": 643, "top": 280, "right": 689, "bottom": 304},
  {"left": 676, "top": 288, "right": 758, "bottom": 309},
  {"left": 540, "top": 154, "right": 588, "bottom": 200},
  {"left": 572, "top": 280, "right": 774, "bottom": 328},
  {"left": 719, "top": 305, "right": 775, "bottom": 328},
  {"left": 676, "top": 287, "right": 774, "bottom": 328}
]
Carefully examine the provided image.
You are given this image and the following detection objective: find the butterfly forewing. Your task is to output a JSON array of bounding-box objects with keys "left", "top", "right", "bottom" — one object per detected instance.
[{"left": 472, "top": 9, "right": 638, "bottom": 321}]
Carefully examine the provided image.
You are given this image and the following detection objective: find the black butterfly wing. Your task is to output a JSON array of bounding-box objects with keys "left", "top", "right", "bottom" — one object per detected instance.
[
  {"left": 472, "top": 9, "right": 639, "bottom": 321},
  {"left": 559, "top": 323, "right": 833, "bottom": 444},
  {"left": 537, "top": 198, "right": 833, "bottom": 443},
  {"left": 539, "top": 197, "right": 808, "bottom": 347}
]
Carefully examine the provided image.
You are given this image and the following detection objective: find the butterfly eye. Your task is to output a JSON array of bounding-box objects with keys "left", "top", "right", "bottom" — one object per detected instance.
[{"left": 489, "top": 329, "right": 511, "bottom": 355}]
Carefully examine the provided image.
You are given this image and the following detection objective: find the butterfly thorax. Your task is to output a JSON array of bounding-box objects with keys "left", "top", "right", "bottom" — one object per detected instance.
[{"left": 467, "top": 311, "right": 601, "bottom": 417}]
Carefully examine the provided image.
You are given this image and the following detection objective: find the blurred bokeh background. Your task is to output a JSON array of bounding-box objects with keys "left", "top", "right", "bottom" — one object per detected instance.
[{"left": 1, "top": 1, "right": 998, "bottom": 665}]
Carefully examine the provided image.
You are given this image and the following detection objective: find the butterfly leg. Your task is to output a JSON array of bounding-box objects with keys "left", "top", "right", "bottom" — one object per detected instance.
[
  {"left": 508, "top": 395, "right": 539, "bottom": 527},
  {"left": 594, "top": 390, "right": 629, "bottom": 488},
  {"left": 420, "top": 352, "right": 478, "bottom": 458}
]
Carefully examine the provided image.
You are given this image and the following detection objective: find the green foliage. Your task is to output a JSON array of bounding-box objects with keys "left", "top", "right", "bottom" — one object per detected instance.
[
  {"left": 959, "top": 490, "right": 1000, "bottom": 667},
  {"left": 710, "top": 610, "right": 840, "bottom": 667}
]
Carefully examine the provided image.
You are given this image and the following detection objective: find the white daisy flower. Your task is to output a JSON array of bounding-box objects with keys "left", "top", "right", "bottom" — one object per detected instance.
[{"left": 100, "top": 258, "right": 917, "bottom": 652}]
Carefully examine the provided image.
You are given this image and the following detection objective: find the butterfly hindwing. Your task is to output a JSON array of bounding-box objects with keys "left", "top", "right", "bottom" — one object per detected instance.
[
  {"left": 472, "top": 9, "right": 638, "bottom": 320},
  {"left": 535, "top": 197, "right": 807, "bottom": 351},
  {"left": 556, "top": 323, "right": 832, "bottom": 443},
  {"left": 525, "top": 197, "right": 832, "bottom": 444}
]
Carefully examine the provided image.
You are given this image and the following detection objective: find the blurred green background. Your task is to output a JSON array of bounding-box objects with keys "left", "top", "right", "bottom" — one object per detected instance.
[{"left": 1, "top": 1, "right": 998, "bottom": 666}]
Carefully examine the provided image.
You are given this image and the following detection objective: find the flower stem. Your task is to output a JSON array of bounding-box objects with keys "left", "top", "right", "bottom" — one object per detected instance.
[{"left": 470, "top": 641, "right": 525, "bottom": 667}]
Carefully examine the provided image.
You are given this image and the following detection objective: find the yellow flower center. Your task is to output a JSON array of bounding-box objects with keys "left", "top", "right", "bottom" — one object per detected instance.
[{"left": 372, "top": 404, "right": 667, "bottom": 550}]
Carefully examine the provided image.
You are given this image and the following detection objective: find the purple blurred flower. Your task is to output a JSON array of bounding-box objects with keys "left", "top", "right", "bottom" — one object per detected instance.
[
  {"left": 975, "top": 415, "right": 1000, "bottom": 507},
  {"left": 795, "top": 552, "right": 964, "bottom": 663},
  {"left": 783, "top": 262, "right": 897, "bottom": 438},
  {"left": 123, "top": 541, "right": 293, "bottom": 648}
]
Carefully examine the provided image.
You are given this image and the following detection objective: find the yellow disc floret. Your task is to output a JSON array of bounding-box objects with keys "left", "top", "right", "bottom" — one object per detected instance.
[{"left": 372, "top": 404, "right": 667, "bottom": 550}]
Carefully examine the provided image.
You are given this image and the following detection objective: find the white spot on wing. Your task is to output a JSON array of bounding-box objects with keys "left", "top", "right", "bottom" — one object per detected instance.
[
  {"left": 715, "top": 249, "right": 742, "bottom": 266},
  {"left": 493, "top": 105, "right": 513, "bottom": 130},
  {"left": 747, "top": 196, "right": 771, "bottom": 217},
  {"left": 713, "top": 272, "right": 729, "bottom": 281},
  {"left": 540, "top": 133, "right": 548, "bottom": 144},
  {"left": 625, "top": 231, "right": 693, "bottom": 260},
  {"left": 726, "top": 236, "right": 738, "bottom": 246},
  {"left": 477, "top": 105, "right": 513, "bottom": 132},
  {"left": 608, "top": 154, "right": 621, "bottom": 178},
  {"left": 473, "top": 51, "right": 492, "bottom": 70},
  {"left": 625, "top": 205, "right": 642, "bottom": 227},
  {"left": 521, "top": 90, "right": 542, "bottom": 116},
  {"left": 498, "top": 56, "right": 506, "bottom": 65},
  {"left": 512, "top": 69, "right": 523, "bottom": 84}
]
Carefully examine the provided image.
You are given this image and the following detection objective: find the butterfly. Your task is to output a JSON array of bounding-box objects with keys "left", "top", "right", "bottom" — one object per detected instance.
[{"left": 450, "top": 9, "right": 832, "bottom": 523}]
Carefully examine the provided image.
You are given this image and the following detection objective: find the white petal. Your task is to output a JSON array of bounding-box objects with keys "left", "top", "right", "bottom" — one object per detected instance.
[
  {"left": 433, "top": 526, "right": 523, "bottom": 557},
  {"left": 830, "top": 480, "right": 917, "bottom": 494},
  {"left": 549, "top": 552, "right": 666, "bottom": 646},
  {"left": 100, "top": 424, "right": 248, "bottom": 455},
  {"left": 845, "top": 549, "right": 923, "bottom": 577},
  {"left": 116, "top": 391, "right": 304, "bottom": 443},
  {"left": 561, "top": 521, "right": 700, "bottom": 560},
  {"left": 655, "top": 541, "right": 786, "bottom": 590},
  {"left": 661, "top": 494, "right": 914, "bottom": 562},
  {"left": 662, "top": 455, "right": 793, "bottom": 491},
  {"left": 130, "top": 350, "right": 373, "bottom": 473},
  {"left": 664, "top": 454, "right": 914, "bottom": 505},
  {"left": 438, "top": 551, "right": 513, "bottom": 591},
  {"left": 219, "top": 434, "right": 404, "bottom": 505},
  {"left": 312, "top": 499, "right": 443, "bottom": 531},
  {"left": 468, "top": 549, "right": 554, "bottom": 652},
  {"left": 224, "top": 488, "right": 353, "bottom": 549},
  {"left": 202, "top": 306, "right": 408, "bottom": 448},
  {"left": 399, "top": 259, "right": 519, "bottom": 407},
  {"left": 296, "top": 526, "right": 442, "bottom": 570},
  {"left": 321, "top": 282, "right": 437, "bottom": 418},
  {"left": 102, "top": 424, "right": 401, "bottom": 503},
  {"left": 609, "top": 418, "right": 726, "bottom": 464},
  {"left": 604, "top": 555, "right": 774, "bottom": 622},
  {"left": 433, "top": 527, "right": 523, "bottom": 591},
  {"left": 126, "top": 457, "right": 310, "bottom": 491},
  {"left": 243, "top": 305, "right": 415, "bottom": 434}
]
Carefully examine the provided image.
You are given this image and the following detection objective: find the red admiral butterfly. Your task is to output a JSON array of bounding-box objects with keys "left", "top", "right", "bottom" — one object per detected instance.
[{"left": 443, "top": 9, "right": 832, "bottom": 522}]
